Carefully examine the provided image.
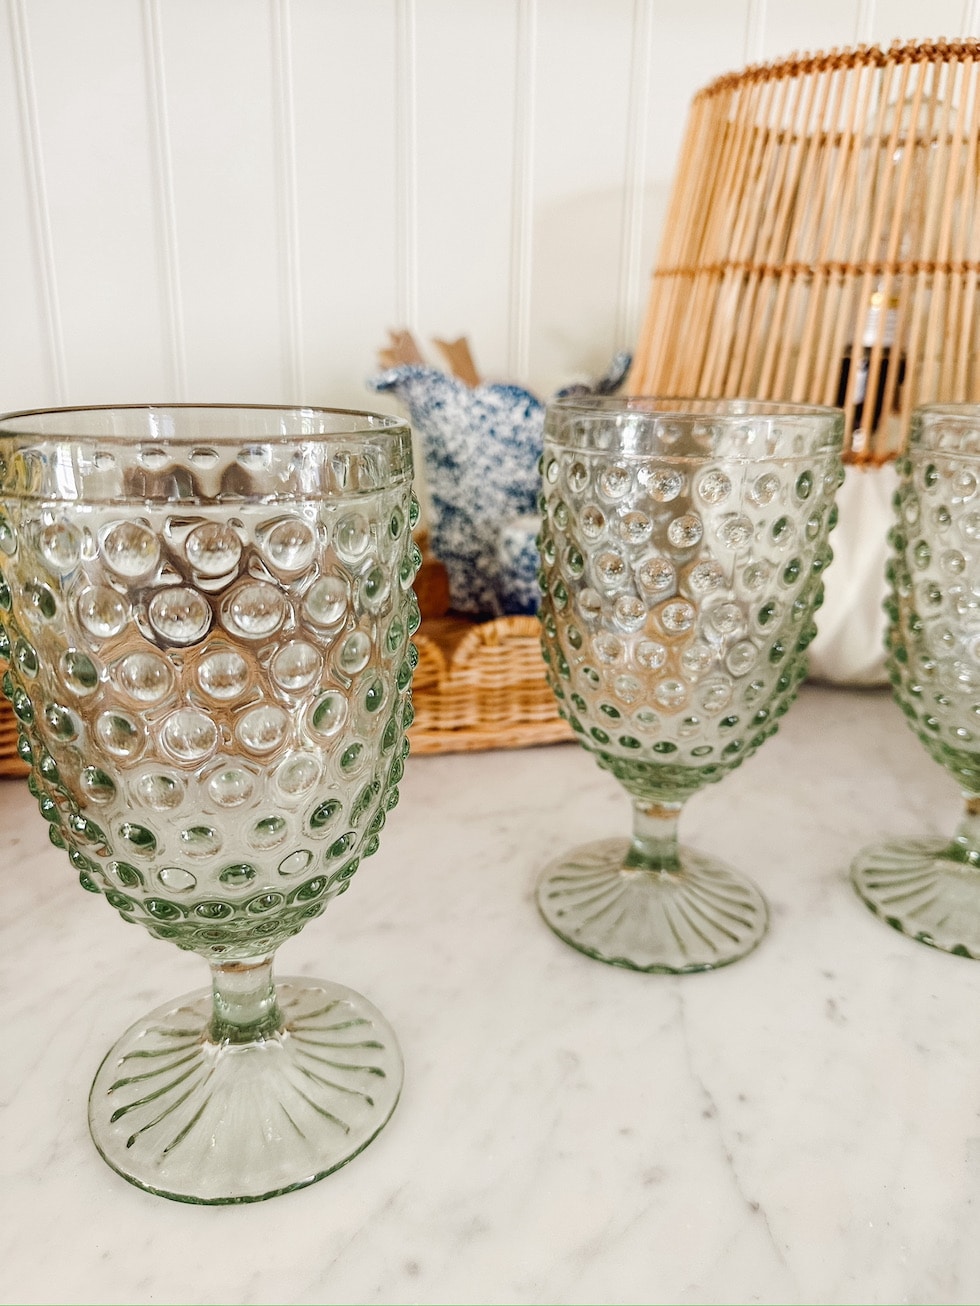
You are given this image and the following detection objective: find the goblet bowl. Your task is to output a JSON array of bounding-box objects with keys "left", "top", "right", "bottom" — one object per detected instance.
[
  {"left": 0, "top": 404, "right": 420, "bottom": 1203},
  {"left": 536, "top": 396, "right": 844, "bottom": 972},
  {"left": 852, "top": 403, "right": 980, "bottom": 957}
]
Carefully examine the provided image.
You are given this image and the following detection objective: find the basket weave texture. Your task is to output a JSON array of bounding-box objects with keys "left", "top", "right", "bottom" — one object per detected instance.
[{"left": 410, "top": 614, "right": 572, "bottom": 754}]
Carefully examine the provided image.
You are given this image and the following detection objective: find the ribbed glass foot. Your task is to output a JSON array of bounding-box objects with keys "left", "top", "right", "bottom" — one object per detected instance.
[
  {"left": 88, "top": 978, "right": 402, "bottom": 1204},
  {"left": 851, "top": 838, "right": 980, "bottom": 958},
  {"left": 536, "top": 838, "right": 769, "bottom": 973}
]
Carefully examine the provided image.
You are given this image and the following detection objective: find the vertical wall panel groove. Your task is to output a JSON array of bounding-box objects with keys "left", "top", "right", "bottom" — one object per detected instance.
[
  {"left": 8, "top": 0, "right": 66, "bottom": 403},
  {"left": 270, "top": 0, "right": 304, "bottom": 399},
  {"left": 142, "top": 0, "right": 186, "bottom": 400},
  {"left": 854, "top": 0, "right": 877, "bottom": 44},
  {"left": 744, "top": 0, "right": 768, "bottom": 63},
  {"left": 508, "top": 0, "right": 537, "bottom": 379},
  {"left": 615, "top": 0, "right": 656, "bottom": 352},
  {"left": 395, "top": 0, "right": 419, "bottom": 331}
]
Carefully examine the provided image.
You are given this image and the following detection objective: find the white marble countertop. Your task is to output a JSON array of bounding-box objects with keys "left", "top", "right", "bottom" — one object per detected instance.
[{"left": 3, "top": 682, "right": 980, "bottom": 1305}]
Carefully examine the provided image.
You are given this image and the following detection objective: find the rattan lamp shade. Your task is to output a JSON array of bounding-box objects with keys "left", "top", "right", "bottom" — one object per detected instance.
[{"left": 629, "top": 39, "right": 980, "bottom": 463}]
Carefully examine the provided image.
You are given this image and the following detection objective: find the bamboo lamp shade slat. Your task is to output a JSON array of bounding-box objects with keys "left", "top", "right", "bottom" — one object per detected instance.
[{"left": 629, "top": 39, "right": 980, "bottom": 464}]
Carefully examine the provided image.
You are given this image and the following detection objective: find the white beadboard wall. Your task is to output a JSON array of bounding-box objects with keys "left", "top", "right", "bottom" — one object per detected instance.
[{"left": 2, "top": 0, "right": 978, "bottom": 415}]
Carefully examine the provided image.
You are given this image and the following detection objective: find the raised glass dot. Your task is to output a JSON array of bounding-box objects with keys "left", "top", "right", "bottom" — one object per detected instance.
[
  {"left": 680, "top": 642, "right": 713, "bottom": 675},
  {"left": 659, "top": 599, "right": 696, "bottom": 633},
  {"left": 744, "top": 560, "right": 773, "bottom": 592},
  {"left": 567, "top": 460, "right": 589, "bottom": 492},
  {"left": 613, "top": 674, "right": 641, "bottom": 702},
  {"left": 237, "top": 704, "right": 289, "bottom": 754},
  {"left": 795, "top": 470, "right": 814, "bottom": 500},
  {"left": 304, "top": 574, "right": 349, "bottom": 627},
  {"left": 163, "top": 708, "right": 218, "bottom": 761},
  {"left": 655, "top": 680, "right": 687, "bottom": 708},
  {"left": 102, "top": 521, "right": 160, "bottom": 578},
  {"left": 613, "top": 594, "right": 646, "bottom": 631},
  {"left": 25, "top": 581, "right": 57, "bottom": 619},
  {"left": 62, "top": 649, "right": 99, "bottom": 693},
  {"left": 697, "top": 470, "right": 732, "bottom": 504},
  {"left": 577, "top": 588, "right": 603, "bottom": 620},
  {"left": 219, "top": 863, "right": 257, "bottom": 887},
  {"left": 270, "top": 640, "right": 319, "bottom": 692},
  {"left": 362, "top": 566, "right": 389, "bottom": 607},
  {"left": 0, "top": 513, "right": 15, "bottom": 555},
  {"left": 279, "top": 849, "right": 313, "bottom": 877},
  {"left": 336, "top": 513, "right": 371, "bottom": 559},
  {"left": 309, "top": 799, "right": 342, "bottom": 831},
  {"left": 636, "top": 639, "right": 668, "bottom": 670},
  {"left": 619, "top": 512, "right": 652, "bottom": 546},
  {"left": 14, "top": 638, "right": 38, "bottom": 677},
  {"left": 39, "top": 521, "right": 81, "bottom": 571},
  {"left": 686, "top": 560, "right": 725, "bottom": 594},
  {"left": 148, "top": 587, "right": 211, "bottom": 644},
  {"left": 942, "top": 549, "right": 966, "bottom": 576},
  {"left": 260, "top": 517, "right": 315, "bottom": 572},
  {"left": 340, "top": 743, "right": 363, "bottom": 772},
  {"left": 197, "top": 647, "right": 250, "bottom": 699},
  {"left": 119, "top": 822, "right": 157, "bottom": 855},
  {"left": 594, "top": 633, "right": 623, "bottom": 664},
  {"left": 311, "top": 691, "right": 348, "bottom": 737},
  {"left": 637, "top": 556, "right": 676, "bottom": 595},
  {"left": 185, "top": 522, "right": 242, "bottom": 577},
  {"left": 339, "top": 630, "right": 372, "bottom": 674},
  {"left": 224, "top": 582, "right": 286, "bottom": 638},
  {"left": 599, "top": 465, "right": 631, "bottom": 499},
  {"left": 717, "top": 514, "right": 755, "bottom": 550},
  {"left": 96, "top": 711, "right": 143, "bottom": 757},
  {"left": 727, "top": 640, "right": 759, "bottom": 675},
  {"left": 645, "top": 468, "right": 684, "bottom": 502},
  {"left": 135, "top": 772, "right": 184, "bottom": 811},
  {"left": 580, "top": 506, "right": 606, "bottom": 540},
  {"left": 276, "top": 752, "right": 321, "bottom": 796},
  {"left": 250, "top": 816, "right": 288, "bottom": 848},
  {"left": 158, "top": 866, "right": 196, "bottom": 893},
  {"left": 699, "top": 680, "right": 733, "bottom": 713},
  {"left": 78, "top": 586, "right": 127, "bottom": 639},
  {"left": 207, "top": 767, "right": 254, "bottom": 807},
  {"left": 181, "top": 825, "right": 222, "bottom": 857},
  {"left": 750, "top": 473, "right": 780, "bottom": 506},
  {"left": 710, "top": 601, "right": 744, "bottom": 635},
  {"left": 116, "top": 651, "right": 174, "bottom": 704},
  {"left": 80, "top": 767, "right": 116, "bottom": 804}
]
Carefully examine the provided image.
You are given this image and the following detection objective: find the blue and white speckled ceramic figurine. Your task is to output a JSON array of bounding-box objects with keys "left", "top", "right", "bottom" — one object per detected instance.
[{"left": 370, "top": 354, "right": 630, "bottom": 618}]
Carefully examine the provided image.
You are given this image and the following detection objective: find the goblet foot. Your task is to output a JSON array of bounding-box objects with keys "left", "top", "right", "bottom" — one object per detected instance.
[
  {"left": 88, "top": 977, "right": 402, "bottom": 1205},
  {"left": 851, "top": 838, "right": 980, "bottom": 958},
  {"left": 536, "top": 838, "right": 769, "bottom": 973}
]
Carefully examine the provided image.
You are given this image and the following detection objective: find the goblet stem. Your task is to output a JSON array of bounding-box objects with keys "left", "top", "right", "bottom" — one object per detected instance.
[
  {"left": 209, "top": 955, "right": 283, "bottom": 1045},
  {"left": 623, "top": 801, "right": 683, "bottom": 874},
  {"left": 536, "top": 797, "right": 768, "bottom": 973}
]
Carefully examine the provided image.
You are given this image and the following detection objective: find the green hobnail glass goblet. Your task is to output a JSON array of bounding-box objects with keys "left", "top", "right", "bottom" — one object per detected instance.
[
  {"left": 536, "top": 396, "right": 844, "bottom": 972},
  {"left": 852, "top": 403, "right": 980, "bottom": 957},
  {"left": 0, "top": 404, "right": 420, "bottom": 1203}
]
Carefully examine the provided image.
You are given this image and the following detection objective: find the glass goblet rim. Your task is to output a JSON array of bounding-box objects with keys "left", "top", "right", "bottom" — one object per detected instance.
[
  {"left": 545, "top": 394, "right": 844, "bottom": 462},
  {"left": 0, "top": 402, "right": 411, "bottom": 448}
]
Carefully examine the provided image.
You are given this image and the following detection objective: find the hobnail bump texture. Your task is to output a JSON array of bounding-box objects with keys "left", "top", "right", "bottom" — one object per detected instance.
[
  {"left": 0, "top": 421, "right": 419, "bottom": 960},
  {"left": 852, "top": 404, "right": 980, "bottom": 956},
  {"left": 536, "top": 397, "right": 844, "bottom": 972},
  {"left": 0, "top": 405, "right": 418, "bottom": 1201}
]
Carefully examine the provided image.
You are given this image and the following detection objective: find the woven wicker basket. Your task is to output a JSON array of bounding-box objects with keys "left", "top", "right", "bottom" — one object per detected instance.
[{"left": 410, "top": 613, "right": 571, "bottom": 754}]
